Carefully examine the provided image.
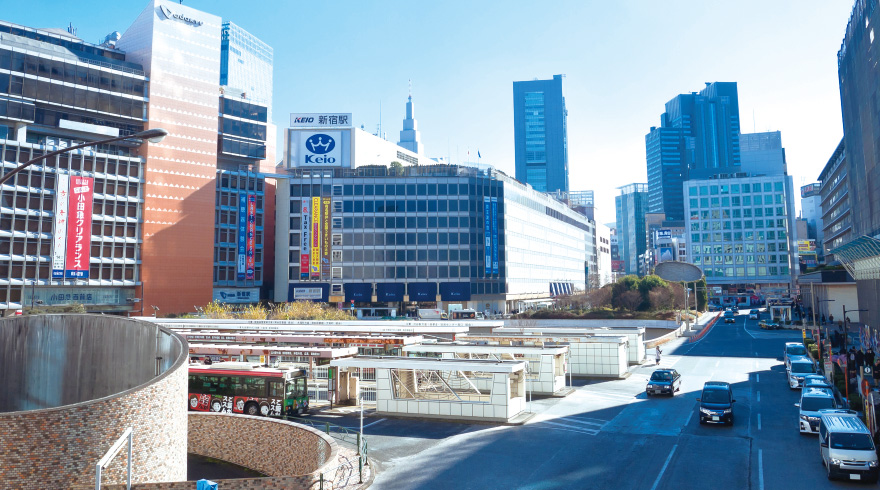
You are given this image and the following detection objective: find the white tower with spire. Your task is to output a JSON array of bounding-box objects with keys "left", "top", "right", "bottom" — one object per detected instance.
[{"left": 398, "top": 80, "right": 423, "bottom": 155}]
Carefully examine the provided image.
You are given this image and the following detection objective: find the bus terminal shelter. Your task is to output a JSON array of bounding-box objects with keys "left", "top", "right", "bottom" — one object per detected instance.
[
  {"left": 402, "top": 343, "right": 570, "bottom": 396},
  {"left": 330, "top": 356, "right": 529, "bottom": 423},
  {"left": 459, "top": 333, "right": 629, "bottom": 378},
  {"left": 495, "top": 326, "right": 646, "bottom": 365}
]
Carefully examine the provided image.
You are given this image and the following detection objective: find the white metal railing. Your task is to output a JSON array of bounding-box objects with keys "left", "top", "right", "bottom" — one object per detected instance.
[{"left": 360, "top": 385, "right": 377, "bottom": 403}]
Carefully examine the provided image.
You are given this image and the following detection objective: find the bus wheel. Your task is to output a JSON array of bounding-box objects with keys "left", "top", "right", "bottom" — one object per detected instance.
[{"left": 244, "top": 402, "right": 260, "bottom": 416}]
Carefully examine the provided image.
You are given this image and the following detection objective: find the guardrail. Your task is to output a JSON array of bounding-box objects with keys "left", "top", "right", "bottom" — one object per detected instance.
[{"left": 282, "top": 416, "right": 371, "bottom": 489}]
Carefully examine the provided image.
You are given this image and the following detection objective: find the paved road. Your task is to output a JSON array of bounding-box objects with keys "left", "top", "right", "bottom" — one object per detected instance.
[{"left": 302, "top": 311, "right": 868, "bottom": 489}]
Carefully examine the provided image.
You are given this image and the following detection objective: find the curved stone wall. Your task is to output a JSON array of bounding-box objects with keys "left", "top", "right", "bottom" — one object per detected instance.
[
  {"left": 0, "top": 314, "right": 188, "bottom": 490},
  {"left": 188, "top": 412, "right": 338, "bottom": 477}
]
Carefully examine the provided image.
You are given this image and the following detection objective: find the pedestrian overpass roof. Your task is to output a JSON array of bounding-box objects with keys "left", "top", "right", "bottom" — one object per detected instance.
[
  {"left": 330, "top": 356, "right": 526, "bottom": 373},
  {"left": 402, "top": 343, "right": 568, "bottom": 356}
]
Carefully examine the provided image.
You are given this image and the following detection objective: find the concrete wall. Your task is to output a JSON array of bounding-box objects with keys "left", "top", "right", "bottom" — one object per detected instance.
[
  {"left": 0, "top": 314, "right": 188, "bottom": 489},
  {"left": 569, "top": 337, "right": 628, "bottom": 378},
  {"left": 374, "top": 369, "right": 525, "bottom": 422}
]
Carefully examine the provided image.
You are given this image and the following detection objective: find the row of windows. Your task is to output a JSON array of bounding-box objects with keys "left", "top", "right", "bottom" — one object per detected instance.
[
  {"left": 324, "top": 215, "right": 476, "bottom": 230},
  {"left": 0, "top": 73, "right": 145, "bottom": 119},
  {"left": 2, "top": 149, "right": 141, "bottom": 179},
  {"left": 215, "top": 246, "right": 263, "bottom": 265},
  {"left": 329, "top": 182, "right": 486, "bottom": 197},
  {"left": 688, "top": 181, "right": 785, "bottom": 196},
  {"left": 292, "top": 231, "right": 481, "bottom": 248},
  {"left": 0, "top": 209, "right": 139, "bottom": 236},
  {"left": 217, "top": 173, "right": 264, "bottom": 192},
  {"left": 693, "top": 255, "right": 788, "bottom": 265},
  {"left": 216, "top": 192, "right": 265, "bottom": 210},
  {"left": 214, "top": 265, "right": 263, "bottom": 283},
  {"left": 691, "top": 232, "right": 788, "bottom": 243},
  {"left": 690, "top": 207, "right": 787, "bottom": 220},
  {"left": 216, "top": 227, "right": 263, "bottom": 245},
  {"left": 294, "top": 265, "right": 501, "bottom": 281},
  {"left": 35, "top": 108, "right": 144, "bottom": 137},
  {"left": 220, "top": 136, "right": 266, "bottom": 160},
  {"left": 691, "top": 219, "right": 788, "bottom": 231},
  {"left": 0, "top": 49, "right": 145, "bottom": 94},
  {"left": 690, "top": 194, "right": 784, "bottom": 208},
  {"left": 692, "top": 243, "right": 785, "bottom": 254},
  {"left": 0, "top": 97, "right": 34, "bottom": 122},
  {"left": 319, "top": 199, "right": 475, "bottom": 214},
  {"left": 220, "top": 97, "right": 267, "bottom": 123},
  {"left": 220, "top": 117, "right": 266, "bottom": 141},
  {"left": 704, "top": 266, "right": 790, "bottom": 278}
]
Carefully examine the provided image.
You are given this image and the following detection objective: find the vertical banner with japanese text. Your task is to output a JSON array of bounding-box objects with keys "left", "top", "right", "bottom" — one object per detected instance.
[
  {"left": 65, "top": 176, "right": 93, "bottom": 278},
  {"left": 484, "top": 197, "right": 492, "bottom": 275},
  {"left": 51, "top": 174, "right": 70, "bottom": 278},
  {"left": 246, "top": 194, "right": 256, "bottom": 280},
  {"left": 237, "top": 194, "right": 247, "bottom": 280},
  {"left": 300, "top": 199, "right": 310, "bottom": 279},
  {"left": 491, "top": 197, "right": 499, "bottom": 274},
  {"left": 322, "top": 197, "right": 331, "bottom": 280},
  {"left": 310, "top": 196, "right": 320, "bottom": 278}
]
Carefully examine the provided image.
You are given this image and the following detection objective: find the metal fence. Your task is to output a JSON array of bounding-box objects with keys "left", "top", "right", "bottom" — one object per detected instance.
[{"left": 282, "top": 416, "right": 371, "bottom": 490}]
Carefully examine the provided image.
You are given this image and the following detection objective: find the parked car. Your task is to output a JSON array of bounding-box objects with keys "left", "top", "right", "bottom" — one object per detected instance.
[
  {"left": 797, "top": 387, "right": 838, "bottom": 434},
  {"left": 784, "top": 342, "right": 809, "bottom": 368},
  {"left": 788, "top": 358, "right": 818, "bottom": 389},
  {"left": 646, "top": 369, "right": 681, "bottom": 397},
  {"left": 697, "top": 381, "right": 736, "bottom": 425},
  {"left": 749, "top": 309, "right": 760, "bottom": 320},
  {"left": 819, "top": 410, "right": 879, "bottom": 482}
]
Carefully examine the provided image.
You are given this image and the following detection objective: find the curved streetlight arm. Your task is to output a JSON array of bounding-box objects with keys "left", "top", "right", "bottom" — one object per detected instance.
[{"left": 0, "top": 128, "right": 167, "bottom": 187}]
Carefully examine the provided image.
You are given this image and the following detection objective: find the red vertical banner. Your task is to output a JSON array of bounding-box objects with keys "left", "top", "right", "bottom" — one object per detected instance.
[
  {"left": 246, "top": 194, "right": 256, "bottom": 280},
  {"left": 65, "top": 176, "right": 93, "bottom": 278}
]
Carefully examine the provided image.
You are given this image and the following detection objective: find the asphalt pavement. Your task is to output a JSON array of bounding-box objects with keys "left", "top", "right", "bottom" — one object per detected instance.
[{"left": 300, "top": 310, "right": 867, "bottom": 489}]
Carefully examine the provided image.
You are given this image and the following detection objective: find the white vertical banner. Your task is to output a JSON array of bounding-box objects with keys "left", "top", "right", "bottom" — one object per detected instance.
[{"left": 51, "top": 174, "right": 70, "bottom": 278}]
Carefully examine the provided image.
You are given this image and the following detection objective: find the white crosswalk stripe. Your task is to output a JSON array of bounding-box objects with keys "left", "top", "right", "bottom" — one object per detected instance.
[{"left": 528, "top": 415, "right": 609, "bottom": 436}]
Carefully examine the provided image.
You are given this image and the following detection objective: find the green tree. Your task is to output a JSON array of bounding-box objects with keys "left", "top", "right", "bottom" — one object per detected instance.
[
  {"left": 390, "top": 161, "right": 404, "bottom": 175},
  {"left": 696, "top": 277, "right": 708, "bottom": 310},
  {"left": 638, "top": 275, "right": 668, "bottom": 310},
  {"left": 611, "top": 275, "right": 640, "bottom": 310}
]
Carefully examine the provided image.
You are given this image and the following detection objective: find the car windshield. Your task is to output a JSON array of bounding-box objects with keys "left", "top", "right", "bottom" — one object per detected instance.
[
  {"left": 801, "top": 397, "right": 834, "bottom": 412},
  {"left": 791, "top": 363, "right": 815, "bottom": 374},
  {"left": 830, "top": 433, "right": 875, "bottom": 450},
  {"left": 701, "top": 389, "right": 730, "bottom": 404},
  {"left": 651, "top": 372, "right": 672, "bottom": 381},
  {"left": 787, "top": 345, "right": 807, "bottom": 356}
]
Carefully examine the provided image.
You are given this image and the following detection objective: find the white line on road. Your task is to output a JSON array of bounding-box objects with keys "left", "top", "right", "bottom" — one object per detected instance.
[
  {"left": 756, "top": 373, "right": 760, "bottom": 383},
  {"left": 588, "top": 390, "right": 639, "bottom": 400},
  {"left": 650, "top": 444, "right": 678, "bottom": 490},
  {"left": 685, "top": 409, "right": 694, "bottom": 427},
  {"left": 758, "top": 414, "right": 762, "bottom": 431},
  {"left": 536, "top": 420, "right": 599, "bottom": 436},
  {"left": 757, "top": 391, "right": 761, "bottom": 402},
  {"left": 759, "top": 449, "right": 765, "bottom": 490},
  {"left": 362, "top": 418, "right": 386, "bottom": 429},
  {"left": 715, "top": 360, "right": 720, "bottom": 367}
]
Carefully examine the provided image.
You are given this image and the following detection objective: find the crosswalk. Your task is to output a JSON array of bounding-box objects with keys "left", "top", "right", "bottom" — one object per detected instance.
[{"left": 528, "top": 414, "right": 609, "bottom": 436}]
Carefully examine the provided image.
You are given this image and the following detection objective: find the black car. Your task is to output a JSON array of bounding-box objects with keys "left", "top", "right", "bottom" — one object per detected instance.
[
  {"left": 697, "top": 381, "right": 736, "bottom": 424},
  {"left": 646, "top": 369, "right": 681, "bottom": 396}
]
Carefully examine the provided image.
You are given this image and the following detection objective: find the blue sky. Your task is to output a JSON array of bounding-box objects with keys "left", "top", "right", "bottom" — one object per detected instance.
[{"left": 5, "top": 1, "right": 855, "bottom": 224}]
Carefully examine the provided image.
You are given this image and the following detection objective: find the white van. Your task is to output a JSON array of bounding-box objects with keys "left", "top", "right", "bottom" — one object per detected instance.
[{"left": 818, "top": 410, "right": 879, "bottom": 482}]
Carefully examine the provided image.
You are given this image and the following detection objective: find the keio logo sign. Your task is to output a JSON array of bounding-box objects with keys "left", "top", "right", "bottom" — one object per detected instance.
[{"left": 306, "top": 134, "right": 335, "bottom": 154}]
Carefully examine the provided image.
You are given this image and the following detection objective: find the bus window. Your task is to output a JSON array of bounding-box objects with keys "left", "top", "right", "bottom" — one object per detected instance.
[{"left": 269, "top": 381, "right": 283, "bottom": 398}]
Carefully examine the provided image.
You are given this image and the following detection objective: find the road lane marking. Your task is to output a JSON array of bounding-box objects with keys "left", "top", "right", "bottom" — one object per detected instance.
[
  {"left": 758, "top": 414, "right": 762, "bottom": 431},
  {"left": 756, "top": 373, "right": 760, "bottom": 383},
  {"left": 715, "top": 360, "right": 720, "bottom": 367},
  {"left": 757, "top": 391, "right": 761, "bottom": 402},
  {"left": 685, "top": 409, "right": 694, "bottom": 427},
  {"left": 363, "top": 418, "right": 386, "bottom": 429},
  {"left": 759, "top": 449, "right": 765, "bottom": 490},
  {"left": 588, "top": 390, "right": 639, "bottom": 400},
  {"left": 650, "top": 444, "right": 678, "bottom": 490},
  {"left": 536, "top": 420, "right": 600, "bottom": 435}
]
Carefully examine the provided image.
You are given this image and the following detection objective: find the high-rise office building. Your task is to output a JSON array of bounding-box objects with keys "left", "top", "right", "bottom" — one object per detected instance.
[
  {"left": 741, "top": 131, "right": 786, "bottom": 176},
  {"left": 800, "top": 182, "right": 823, "bottom": 266},
  {"left": 645, "top": 82, "right": 741, "bottom": 220},
  {"left": 398, "top": 90, "right": 423, "bottom": 155},
  {"left": 513, "top": 75, "right": 568, "bottom": 193},
  {"left": 818, "top": 139, "right": 850, "bottom": 259},
  {"left": 615, "top": 184, "right": 649, "bottom": 276},
  {"left": 220, "top": 21, "right": 273, "bottom": 116}
]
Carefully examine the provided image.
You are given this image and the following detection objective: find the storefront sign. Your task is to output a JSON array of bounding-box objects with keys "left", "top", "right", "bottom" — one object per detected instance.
[
  {"left": 300, "top": 199, "right": 310, "bottom": 279},
  {"left": 484, "top": 197, "right": 492, "bottom": 275},
  {"left": 322, "top": 197, "right": 331, "bottom": 279},
  {"left": 490, "top": 197, "right": 499, "bottom": 274},
  {"left": 246, "top": 195, "right": 256, "bottom": 280},
  {"left": 65, "top": 176, "right": 93, "bottom": 278},
  {"left": 212, "top": 288, "right": 260, "bottom": 304},
  {"left": 237, "top": 194, "right": 247, "bottom": 280},
  {"left": 293, "top": 287, "right": 323, "bottom": 300},
  {"left": 310, "top": 197, "right": 321, "bottom": 278},
  {"left": 289, "top": 113, "right": 351, "bottom": 127},
  {"left": 23, "top": 287, "right": 131, "bottom": 306},
  {"left": 51, "top": 174, "right": 69, "bottom": 278}
]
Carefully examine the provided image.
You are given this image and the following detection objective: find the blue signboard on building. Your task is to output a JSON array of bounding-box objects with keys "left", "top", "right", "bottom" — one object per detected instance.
[
  {"left": 440, "top": 282, "right": 471, "bottom": 301},
  {"left": 237, "top": 194, "right": 247, "bottom": 281},
  {"left": 484, "top": 197, "right": 492, "bottom": 275},
  {"left": 408, "top": 283, "right": 437, "bottom": 301},
  {"left": 344, "top": 283, "right": 373, "bottom": 303},
  {"left": 376, "top": 283, "right": 405, "bottom": 302}
]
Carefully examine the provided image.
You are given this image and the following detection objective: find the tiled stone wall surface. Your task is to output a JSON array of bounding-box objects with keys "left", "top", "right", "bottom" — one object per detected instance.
[
  {"left": 0, "top": 358, "right": 188, "bottom": 490},
  {"left": 187, "top": 413, "right": 338, "bottom": 478}
]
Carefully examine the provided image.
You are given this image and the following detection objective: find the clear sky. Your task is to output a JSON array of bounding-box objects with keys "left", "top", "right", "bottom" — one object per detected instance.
[{"left": 4, "top": 1, "right": 856, "bottom": 225}]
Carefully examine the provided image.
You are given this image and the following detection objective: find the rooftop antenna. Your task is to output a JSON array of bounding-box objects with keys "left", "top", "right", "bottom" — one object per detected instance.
[
  {"left": 408, "top": 79, "right": 412, "bottom": 99},
  {"left": 67, "top": 22, "right": 77, "bottom": 37}
]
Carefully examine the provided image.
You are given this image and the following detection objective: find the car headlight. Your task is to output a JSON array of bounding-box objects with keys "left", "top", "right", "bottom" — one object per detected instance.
[
  {"left": 831, "top": 458, "right": 842, "bottom": 466},
  {"left": 870, "top": 461, "right": 879, "bottom": 467},
  {"left": 700, "top": 408, "right": 713, "bottom": 415},
  {"left": 647, "top": 384, "right": 654, "bottom": 389},
  {"left": 723, "top": 409, "right": 732, "bottom": 414},
  {"left": 800, "top": 415, "right": 808, "bottom": 421}
]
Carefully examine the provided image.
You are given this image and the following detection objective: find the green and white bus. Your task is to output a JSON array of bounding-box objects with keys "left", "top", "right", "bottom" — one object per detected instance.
[{"left": 188, "top": 362, "right": 309, "bottom": 417}]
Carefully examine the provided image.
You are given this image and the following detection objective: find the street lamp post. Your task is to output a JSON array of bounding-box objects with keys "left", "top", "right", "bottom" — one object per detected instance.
[
  {"left": 1, "top": 128, "right": 166, "bottom": 314},
  {"left": 0, "top": 128, "right": 167, "bottom": 187}
]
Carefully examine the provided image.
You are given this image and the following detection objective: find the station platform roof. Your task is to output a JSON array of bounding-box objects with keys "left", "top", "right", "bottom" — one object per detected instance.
[
  {"left": 403, "top": 343, "right": 568, "bottom": 356},
  {"left": 331, "top": 356, "right": 526, "bottom": 373},
  {"left": 176, "top": 332, "right": 423, "bottom": 346},
  {"left": 139, "top": 318, "right": 470, "bottom": 335},
  {"left": 459, "top": 333, "right": 627, "bottom": 344},
  {"left": 187, "top": 344, "right": 358, "bottom": 359}
]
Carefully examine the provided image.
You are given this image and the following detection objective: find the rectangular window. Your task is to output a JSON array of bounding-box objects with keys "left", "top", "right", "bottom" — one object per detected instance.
[
  {"left": 332, "top": 250, "right": 342, "bottom": 262},
  {"left": 332, "top": 234, "right": 342, "bottom": 246},
  {"left": 331, "top": 267, "right": 342, "bottom": 279}
]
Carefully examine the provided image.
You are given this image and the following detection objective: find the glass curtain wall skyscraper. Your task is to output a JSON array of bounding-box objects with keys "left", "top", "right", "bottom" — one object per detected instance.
[
  {"left": 220, "top": 21, "right": 273, "bottom": 118},
  {"left": 645, "top": 82, "right": 741, "bottom": 221},
  {"left": 513, "top": 75, "right": 569, "bottom": 193},
  {"left": 615, "top": 184, "right": 648, "bottom": 276}
]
